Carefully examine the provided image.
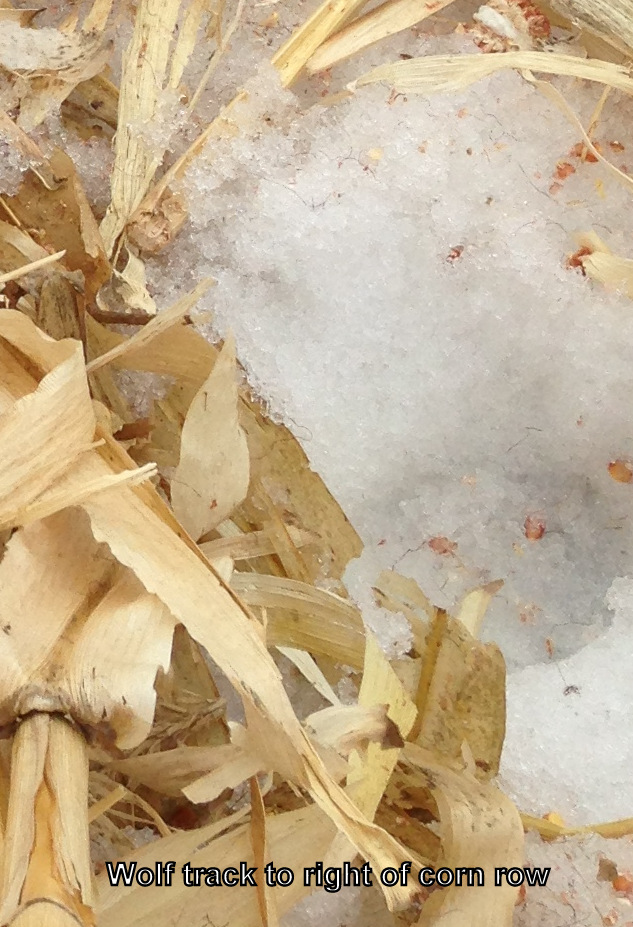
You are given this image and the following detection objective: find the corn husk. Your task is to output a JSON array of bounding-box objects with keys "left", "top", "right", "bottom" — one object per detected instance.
[{"left": 9, "top": 0, "right": 632, "bottom": 920}]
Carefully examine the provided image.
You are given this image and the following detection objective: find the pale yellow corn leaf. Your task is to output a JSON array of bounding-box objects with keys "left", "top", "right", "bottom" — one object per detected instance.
[
  {"left": 110, "top": 743, "right": 248, "bottom": 796},
  {"left": 0, "top": 509, "right": 175, "bottom": 750},
  {"left": 100, "top": 0, "right": 182, "bottom": 254},
  {"left": 231, "top": 573, "right": 362, "bottom": 639},
  {"left": 4, "top": 150, "right": 111, "bottom": 304},
  {"left": 0, "top": 21, "right": 111, "bottom": 130},
  {"left": 96, "top": 805, "right": 337, "bottom": 927},
  {"left": 276, "top": 646, "right": 341, "bottom": 706},
  {"left": 521, "top": 811, "right": 633, "bottom": 839},
  {"left": 84, "top": 317, "right": 360, "bottom": 584},
  {"left": 85, "top": 313, "right": 216, "bottom": 384},
  {"left": 44, "top": 719, "right": 93, "bottom": 906},
  {"left": 351, "top": 49, "right": 633, "bottom": 96},
  {"left": 171, "top": 333, "right": 250, "bottom": 541},
  {"left": 209, "top": 553, "right": 234, "bottom": 582},
  {"left": 86, "top": 278, "right": 215, "bottom": 374},
  {"left": 0, "top": 513, "right": 111, "bottom": 724},
  {"left": 60, "top": 567, "right": 176, "bottom": 750},
  {"left": 237, "top": 570, "right": 366, "bottom": 665},
  {"left": 79, "top": 462, "right": 415, "bottom": 906},
  {"left": 1, "top": 312, "right": 412, "bottom": 906},
  {"left": 0, "top": 251, "right": 66, "bottom": 286},
  {"left": 549, "top": 0, "right": 633, "bottom": 55},
  {"left": 454, "top": 580, "right": 504, "bottom": 638},
  {"left": 250, "top": 776, "right": 279, "bottom": 927},
  {"left": 200, "top": 525, "right": 316, "bottom": 562},
  {"left": 404, "top": 743, "right": 523, "bottom": 927},
  {"left": 0, "top": 312, "right": 95, "bottom": 523},
  {"left": 0, "top": 714, "right": 48, "bottom": 922},
  {"left": 268, "top": 605, "right": 365, "bottom": 668},
  {"left": 96, "top": 250, "right": 158, "bottom": 319},
  {"left": 307, "top": 0, "right": 456, "bottom": 74},
  {"left": 2, "top": 715, "right": 92, "bottom": 926},
  {"left": 184, "top": 747, "right": 263, "bottom": 804},
  {"left": 252, "top": 479, "right": 312, "bottom": 581},
  {"left": 1, "top": 462, "right": 157, "bottom": 531},
  {"left": 412, "top": 605, "right": 506, "bottom": 779},
  {"left": 150, "top": 624, "right": 230, "bottom": 756},
  {"left": 376, "top": 571, "right": 506, "bottom": 779},
  {"left": 346, "top": 634, "right": 417, "bottom": 819},
  {"left": 373, "top": 569, "right": 437, "bottom": 627},
  {"left": 169, "top": 0, "right": 210, "bottom": 91},
  {"left": 88, "top": 786, "right": 127, "bottom": 824},
  {"left": 305, "top": 704, "right": 390, "bottom": 755},
  {"left": 272, "top": 0, "right": 371, "bottom": 86},
  {"left": 82, "top": 0, "right": 115, "bottom": 32}
]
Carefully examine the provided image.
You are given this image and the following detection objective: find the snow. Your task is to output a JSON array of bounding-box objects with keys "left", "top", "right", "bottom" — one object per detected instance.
[
  {"left": 150, "top": 58, "right": 633, "bottom": 688},
  {"left": 5, "top": 0, "right": 633, "bottom": 922},
  {"left": 501, "top": 576, "right": 633, "bottom": 824},
  {"left": 145, "top": 19, "right": 633, "bottom": 921}
]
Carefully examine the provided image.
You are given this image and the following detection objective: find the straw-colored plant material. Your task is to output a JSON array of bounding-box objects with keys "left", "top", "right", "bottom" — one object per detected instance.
[
  {"left": 97, "top": 0, "right": 208, "bottom": 317},
  {"left": 521, "top": 811, "right": 633, "bottom": 839},
  {"left": 86, "top": 277, "right": 214, "bottom": 374},
  {"left": 0, "top": 308, "right": 421, "bottom": 913},
  {"left": 0, "top": 714, "right": 93, "bottom": 927},
  {"left": 307, "top": 0, "right": 456, "bottom": 74},
  {"left": 404, "top": 744, "right": 523, "bottom": 927},
  {"left": 3, "top": 149, "right": 111, "bottom": 302},
  {"left": 0, "top": 18, "right": 111, "bottom": 130},
  {"left": 232, "top": 572, "right": 366, "bottom": 665},
  {"left": 83, "top": 0, "right": 116, "bottom": 34},
  {"left": 351, "top": 49, "right": 633, "bottom": 96},
  {"left": 0, "top": 110, "right": 58, "bottom": 190},
  {"left": 346, "top": 634, "right": 417, "bottom": 818},
  {"left": 9, "top": 0, "right": 627, "bottom": 923},
  {"left": 96, "top": 805, "right": 340, "bottom": 927},
  {"left": 375, "top": 571, "right": 505, "bottom": 778},
  {"left": 200, "top": 524, "right": 316, "bottom": 562},
  {"left": 572, "top": 231, "right": 633, "bottom": 297},
  {"left": 550, "top": 0, "right": 633, "bottom": 55},
  {"left": 0, "top": 250, "right": 66, "bottom": 286},
  {"left": 272, "top": 0, "right": 373, "bottom": 86},
  {"left": 454, "top": 580, "right": 505, "bottom": 639},
  {"left": 99, "top": 0, "right": 182, "bottom": 256},
  {"left": 171, "top": 333, "right": 250, "bottom": 541}
]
